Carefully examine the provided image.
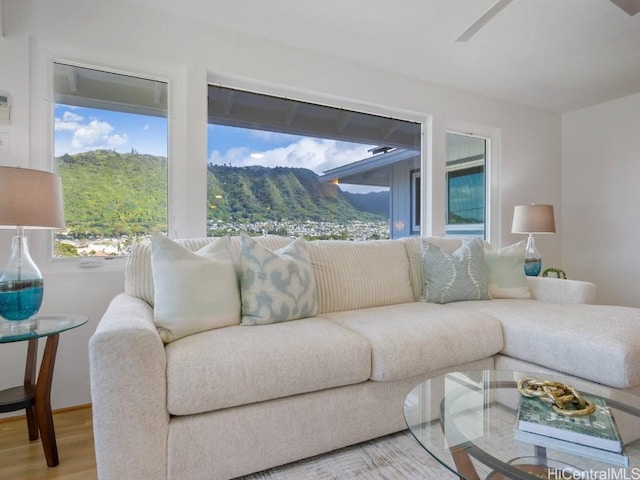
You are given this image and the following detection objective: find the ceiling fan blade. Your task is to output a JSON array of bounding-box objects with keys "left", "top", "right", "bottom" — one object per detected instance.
[
  {"left": 609, "top": 0, "right": 640, "bottom": 15},
  {"left": 456, "top": 0, "right": 515, "bottom": 42}
]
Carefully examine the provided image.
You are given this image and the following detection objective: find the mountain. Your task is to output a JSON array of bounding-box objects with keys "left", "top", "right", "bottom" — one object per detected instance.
[
  {"left": 207, "top": 164, "right": 388, "bottom": 223},
  {"left": 54, "top": 150, "right": 388, "bottom": 238},
  {"left": 55, "top": 150, "right": 167, "bottom": 238},
  {"left": 342, "top": 191, "right": 389, "bottom": 218}
]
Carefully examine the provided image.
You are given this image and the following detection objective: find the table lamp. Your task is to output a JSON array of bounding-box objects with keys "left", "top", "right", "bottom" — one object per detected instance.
[
  {"left": 511, "top": 204, "right": 556, "bottom": 276},
  {"left": 0, "top": 167, "right": 65, "bottom": 321}
]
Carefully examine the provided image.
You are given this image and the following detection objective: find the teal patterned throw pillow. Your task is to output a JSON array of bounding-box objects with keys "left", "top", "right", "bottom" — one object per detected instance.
[
  {"left": 421, "top": 237, "right": 490, "bottom": 304},
  {"left": 239, "top": 233, "right": 318, "bottom": 325}
]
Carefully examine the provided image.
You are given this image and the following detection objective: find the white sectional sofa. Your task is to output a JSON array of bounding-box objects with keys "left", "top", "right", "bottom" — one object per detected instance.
[{"left": 89, "top": 235, "right": 640, "bottom": 480}]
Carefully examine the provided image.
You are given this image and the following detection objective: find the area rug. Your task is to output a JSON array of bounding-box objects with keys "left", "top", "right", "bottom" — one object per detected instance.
[{"left": 234, "top": 430, "right": 451, "bottom": 479}]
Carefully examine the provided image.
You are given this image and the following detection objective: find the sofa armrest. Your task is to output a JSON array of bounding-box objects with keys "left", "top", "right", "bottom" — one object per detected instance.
[
  {"left": 526, "top": 276, "right": 596, "bottom": 304},
  {"left": 89, "top": 293, "right": 168, "bottom": 480}
]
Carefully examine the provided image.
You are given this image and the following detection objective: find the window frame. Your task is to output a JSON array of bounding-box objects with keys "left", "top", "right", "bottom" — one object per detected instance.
[
  {"left": 52, "top": 61, "right": 170, "bottom": 259},
  {"left": 207, "top": 73, "right": 431, "bottom": 238},
  {"left": 29, "top": 42, "right": 186, "bottom": 274},
  {"left": 28, "top": 45, "right": 440, "bottom": 273},
  {"left": 445, "top": 132, "right": 487, "bottom": 239},
  {"left": 442, "top": 123, "right": 501, "bottom": 245}
]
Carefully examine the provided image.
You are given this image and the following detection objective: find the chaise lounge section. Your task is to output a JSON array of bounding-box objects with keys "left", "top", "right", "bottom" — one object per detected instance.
[{"left": 89, "top": 235, "right": 640, "bottom": 479}]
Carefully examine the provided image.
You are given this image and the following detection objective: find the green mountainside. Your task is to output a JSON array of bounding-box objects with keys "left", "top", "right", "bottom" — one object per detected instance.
[
  {"left": 207, "top": 164, "right": 387, "bottom": 223},
  {"left": 342, "top": 191, "right": 389, "bottom": 218},
  {"left": 55, "top": 150, "right": 167, "bottom": 238},
  {"left": 54, "top": 150, "right": 389, "bottom": 238}
]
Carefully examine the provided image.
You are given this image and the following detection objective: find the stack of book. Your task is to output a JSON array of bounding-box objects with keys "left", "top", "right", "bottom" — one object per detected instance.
[{"left": 515, "top": 394, "right": 629, "bottom": 467}]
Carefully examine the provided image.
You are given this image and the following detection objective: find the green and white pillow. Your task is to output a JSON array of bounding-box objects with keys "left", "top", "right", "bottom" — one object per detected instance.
[
  {"left": 151, "top": 233, "right": 241, "bottom": 343},
  {"left": 239, "top": 233, "right": 318, "bottom": 325},
  {"left": 421, "top": 237, "right": 490, "bottom": 304},
  {"left": 484, "top": 240, "right": 531, "bottom": 299}
]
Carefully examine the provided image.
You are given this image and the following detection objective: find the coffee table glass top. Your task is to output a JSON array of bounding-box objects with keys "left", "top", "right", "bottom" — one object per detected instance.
[
  {"left": 0, "top": 313, "right": 88, "bottom": 343},
  {"left": 404, "top": 370, "right": 640, "bottom": 480}
]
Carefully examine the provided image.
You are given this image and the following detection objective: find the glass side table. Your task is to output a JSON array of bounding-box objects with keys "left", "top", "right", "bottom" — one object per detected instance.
[{"left": 0, "top": 313, "right": 88, "bottom": 467}]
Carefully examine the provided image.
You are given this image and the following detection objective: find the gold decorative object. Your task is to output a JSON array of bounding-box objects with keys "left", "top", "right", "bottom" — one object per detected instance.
[{"left": 517, "top": 377, "right": 596, "bottom": 417}]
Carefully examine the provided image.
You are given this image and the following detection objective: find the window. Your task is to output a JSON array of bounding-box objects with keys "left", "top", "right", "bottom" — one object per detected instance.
[
  {"left": 52, "top": 63, "right": 168, "bottom": 257},
  {"left": 445, "top": 132, "right": 486, "bottom": 239},
  {"left": 207, "top": 85, "right": 421, "bottom": 240}
]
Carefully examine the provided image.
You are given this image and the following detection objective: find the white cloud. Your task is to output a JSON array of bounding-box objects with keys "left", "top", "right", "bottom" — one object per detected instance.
[
  {"left": 71, "top": 120, "right": 112, "bottom": 147},
  {"left": 69, "top": 119, "right": 128, "bottom": 151},
  {"left": 107, "top": 134, "right": 129, "bottom": 147},
  {"left": 55, "top": 111, "right": 84, "bottom": 131},
  {"left": 209, "top": 138, "right": 372, "bottom": 175},
  {"left": 63, "top": 111, "right": 84, "bottom": 122},
  {"left": 209, "top": 146, "right": 252, "bottom": 166}
]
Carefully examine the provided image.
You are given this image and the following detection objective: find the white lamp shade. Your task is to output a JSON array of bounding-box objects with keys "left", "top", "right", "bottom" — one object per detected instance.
[
  {"left": 511, "top": 204, "right": 555, "bottom": 234},
  {"left": 0, "top": 166, "right": 65, "bottom": 229}
]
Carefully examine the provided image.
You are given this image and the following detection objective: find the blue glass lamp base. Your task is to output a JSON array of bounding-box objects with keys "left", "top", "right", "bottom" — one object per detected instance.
[
  {"left": 0, "top": 235, "right": 44, "bottom": 322},
  {"left": 0, "top": 316, "right": 38, "bottom": 333},
  {"left": 0, "top": 279, "right": 44, "bottom": 321},
  {"left": 524, "top": 260, "right": 542, "bottom": 277}
]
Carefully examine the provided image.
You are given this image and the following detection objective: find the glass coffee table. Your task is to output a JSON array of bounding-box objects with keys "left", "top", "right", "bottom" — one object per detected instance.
[{"left": 404, "top": 370, "right": 640, "bottom": 480}]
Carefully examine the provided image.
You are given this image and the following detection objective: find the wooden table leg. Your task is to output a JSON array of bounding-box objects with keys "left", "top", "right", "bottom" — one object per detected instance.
[
  {"left": 24, "top": 338, "right": 39, "bottom": 441},
  {"left": 449, "top": 444, "right": 481, "bottom": 480},
  {"left": 34, "top": 334, "right": 60, "bottom": 467}
]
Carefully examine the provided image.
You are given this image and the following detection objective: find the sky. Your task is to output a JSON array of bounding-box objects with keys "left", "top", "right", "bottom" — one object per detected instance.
[
  {"left": 54, "top": 105, "right": 168, "bottom": 157},
  {"left": 54, "top": 105, "right": 385, "bottom": 192},
  {"left": 207, "top": 125, "right": 374, "bottom": 175}
]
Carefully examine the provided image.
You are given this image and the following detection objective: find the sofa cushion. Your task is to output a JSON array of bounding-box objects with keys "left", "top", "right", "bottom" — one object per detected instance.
[
  {"left": 307, "top": 240, "right": 414, "bottom": 314},
  {"left": 151, "top": 234, "right": 240, "bottom": 343},
  {"left": 165, "top": 317, "right": 371, "bottom": 415},
  {"left": 125, "top": 235, "right": 292, "bottom": 306},
  {"left": 421, "top": 238, "right": 490, "bottom": 304},
  {"left": 448, "top": 299, "right": 640, "bottom": 389},
  {"left": 484, "top": 240, "right": 531, "bottom": 299},
  {"left": 322, "top": 302, "right": 503, "bottom": 382},
  {"left": 239, "top": 234, "right": 317, "bottom": 325}
]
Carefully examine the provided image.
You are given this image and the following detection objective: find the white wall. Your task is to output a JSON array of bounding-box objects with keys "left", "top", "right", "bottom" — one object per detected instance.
[
  {"left": 562, "top": 92, "right": 640, "bottom": 307},
  {"left": 0, "top": 0, "right": 562, "bottom": 412}
]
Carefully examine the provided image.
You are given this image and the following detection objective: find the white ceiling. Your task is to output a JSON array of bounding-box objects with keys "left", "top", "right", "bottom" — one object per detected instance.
[{"left": 121, "top": 0, "right": 640, "bottom": 114}]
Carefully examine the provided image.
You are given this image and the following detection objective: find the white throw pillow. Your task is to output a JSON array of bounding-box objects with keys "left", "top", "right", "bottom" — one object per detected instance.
[
  {"left": 151, "top": 233, "right": 240, "bottom": 343},
  {"left": 239, "top": 233, "right": 317, "bottom": 325},
  {"left": 421, "top": 237, "right": 491, "bottom": 304},
  {"left": 484, "top": 240, "right": 531, "bottom": 299}
]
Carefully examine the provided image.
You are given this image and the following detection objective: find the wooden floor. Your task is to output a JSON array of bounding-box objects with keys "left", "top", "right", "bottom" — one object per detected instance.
[{"left": 0, "top": 406, "right": 97, "bottom": 480}]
